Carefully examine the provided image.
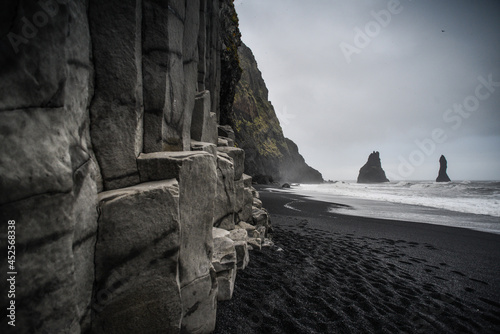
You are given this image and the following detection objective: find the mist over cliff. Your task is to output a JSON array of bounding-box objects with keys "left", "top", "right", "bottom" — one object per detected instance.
[{"left": 232, "top": 43, "right": 323, "bottom": 184}]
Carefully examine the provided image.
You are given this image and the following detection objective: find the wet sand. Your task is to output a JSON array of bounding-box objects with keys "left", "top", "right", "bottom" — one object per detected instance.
[{"left": 214, "top": 187, "right": 500, "bottom": 333}]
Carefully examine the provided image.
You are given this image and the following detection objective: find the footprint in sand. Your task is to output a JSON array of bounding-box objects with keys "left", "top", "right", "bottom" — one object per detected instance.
[
  {"left": 297, "top": 220, "right": 308, "bottom": 228},
  {"left": 470, "top": 278, "right": 489, "bottom": 285},
  {"left": 451, "top": 270, "right": 466, "bottom": 277},
  {"left": 425, "top": 264, "right": 440, "bottom": 270},
  {"left": 479, "top": 297, "right": 500, "bottom": 309},
  {"left": 409, "top": 257, "right": 426, "bottom": 264}
]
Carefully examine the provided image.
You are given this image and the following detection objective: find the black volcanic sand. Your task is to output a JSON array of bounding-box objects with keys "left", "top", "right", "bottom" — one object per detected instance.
[{"left": 214, "top": 186, "right": 500, "bottom": 334}]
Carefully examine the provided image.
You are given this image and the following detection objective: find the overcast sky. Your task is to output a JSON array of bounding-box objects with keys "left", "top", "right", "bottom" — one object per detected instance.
[{"left": 234, "top": 0, "right": 500, "bottom": 181}]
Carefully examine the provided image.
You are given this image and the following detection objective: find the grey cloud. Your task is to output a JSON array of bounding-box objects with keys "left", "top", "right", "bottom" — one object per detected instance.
[{"left": 235, "top": 0, "right": 500, "bottom": 180}]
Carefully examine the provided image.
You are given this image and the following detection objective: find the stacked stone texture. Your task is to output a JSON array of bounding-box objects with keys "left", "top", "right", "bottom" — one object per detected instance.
[{"left": 0, "top": 1, "right": 270, "bottom": 333}]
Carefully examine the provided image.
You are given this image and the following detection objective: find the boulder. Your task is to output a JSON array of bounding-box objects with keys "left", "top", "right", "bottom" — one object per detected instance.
[
  {"left": 281, "top": 183, "right": 291, "bottom": 188},
  {"left": 237, "top": 221, "right": 257, "bottom": 234},
  {"left": 191, "top": 140, "right": 217, "bottom": 159},
  {"left": 252, "top": 207, "right": 269, "bottom": 228},
  {"left": 233, "top": 241, "right": 250, "bottom": 270},
  {"left": 228, "top": 228, "right": 248, "bottom": 243},
  {"left": 212, "top": 236, "right": 236, "bottom": 272},
  {"left": 217, "top": 147, "right": 245, "bottom": 180},
  {"left": 357, "top": 151, "right": 390, "bottom": 184},
  {"left": 247, "top": 238, "right": 262, "bottom": 251},
  {"left": 219, "top": 136, "right": 235, "bottom": 147},
  {"left": 228, "top": 228, "right": 249, "bottom": 269},
  {"left": 238, "top": 187, "right": 254, "bottom": 223},
  {"left": 256, "top": 226, "right": 267, "bottom": 238},
  {"left": 237, "top": 221, "right": 260, "bottom": 238},
  {"left": 234, "top": 179, "right": 251, "bottom": 223},
  {"left": 92, "top": 180, "right": 182, "bottom": 333},
  {"left": 216, "top": 268, "right": 236, "bottom": 301},
  {"left": 212, "top": 229, "right": 237, "bottom": 302},
  {"left": 242, "top": 174, "right": 253, "bottom": 187},
  {"left": 253, "top": 197, "right": 263, "bottom": 208},
  {"left": 212, "top": 227, "right": 230, "bottom": 240},
  {"left": 436, "top": 155, "right": 451, "bottom": 182},
  {"left": 217, "top": 137, "right": 230, "bottom": 147},
  {"left": 251, "top": 187, "right": 260, "bottom": 199},
  {"left": 262, "top": 239, "right": 275, "bottom": 248}
]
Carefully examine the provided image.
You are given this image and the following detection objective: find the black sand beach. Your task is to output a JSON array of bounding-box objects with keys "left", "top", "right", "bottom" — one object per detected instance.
[{"left": 215, "top": 187, "right": 500, "bottom": 334}]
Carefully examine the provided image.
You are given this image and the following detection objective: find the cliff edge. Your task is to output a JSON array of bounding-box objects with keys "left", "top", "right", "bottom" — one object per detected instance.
[{"left": 232, "top": 43, "right": 323, "bottom": 184}]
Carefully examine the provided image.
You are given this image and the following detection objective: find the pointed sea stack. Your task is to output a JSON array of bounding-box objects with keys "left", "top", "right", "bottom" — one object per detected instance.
[
  {"left": 357, "top": 151, "right": 390, "bottom": 183},
  {"left": 436, "top": 155, "right": 451, "bottom": 182}
]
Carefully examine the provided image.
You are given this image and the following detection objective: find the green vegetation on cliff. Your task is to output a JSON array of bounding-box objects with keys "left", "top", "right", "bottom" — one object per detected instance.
[
  {"left": 232, "top": 43, "right": 323, "bottom": 183},
  {"left": 219, "top": 0, "right": 242, "bottom": 126}
]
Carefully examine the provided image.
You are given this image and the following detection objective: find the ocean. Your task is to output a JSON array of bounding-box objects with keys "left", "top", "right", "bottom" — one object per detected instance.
[{"left": 285, "top": 181, "right": 500, "bottom": 235}]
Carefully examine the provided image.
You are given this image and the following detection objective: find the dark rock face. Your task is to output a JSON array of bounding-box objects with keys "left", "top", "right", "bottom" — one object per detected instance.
[
  {"left": 357, "top": 151, "right": 390, "bottom": 183},
  {"left": 0, "top": 1, "right": 262, "bottom": 333},
  {"left": 232, "top": 43, "right": 323, "bottom": 184},
  {"left": 436, "top": 155, "right": 451, "bottom": 182},
  {"left": 219, "top": 0, "right": 242, "bottom": 126}
]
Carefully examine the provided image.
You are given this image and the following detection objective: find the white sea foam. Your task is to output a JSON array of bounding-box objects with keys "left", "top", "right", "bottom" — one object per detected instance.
[
  {"left": 278, "top": 181, "right": 500, "bottom": 234},
  {"left": 295, "top": 181, "right": 500, "bottom": 218}
]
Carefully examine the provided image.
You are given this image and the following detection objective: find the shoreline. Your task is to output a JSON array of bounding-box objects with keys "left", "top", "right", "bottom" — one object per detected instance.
[
  {"left": 215, "top": 186, "right": 500, "bottom": 333},
  {"left": 261, "top": 184, "right": 500, "bottom": 235}
]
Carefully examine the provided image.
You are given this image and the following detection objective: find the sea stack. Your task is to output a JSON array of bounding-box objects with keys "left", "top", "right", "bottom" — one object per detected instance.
[
  {"left": 436, "top": 155, "right": 451, "bottom": 182},
  {"left": 357, "top": 151, "right": 390, "bottom": 183}
]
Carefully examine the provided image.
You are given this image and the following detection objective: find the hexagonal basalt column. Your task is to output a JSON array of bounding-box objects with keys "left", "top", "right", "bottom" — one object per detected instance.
[
  {"left": 92, "top": 180, "right": 182, "bottom": 333},
  {"left": 137, "top": 151, "right": 218, "bottom": 333}
]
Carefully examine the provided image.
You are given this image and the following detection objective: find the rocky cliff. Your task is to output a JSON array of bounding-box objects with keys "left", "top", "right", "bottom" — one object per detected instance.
[
  {"left": 436, "top": 155, "right": 451, "bottom": 182},
  {"left": 357, "top": 151, "right": 390, "bottom": 183},
  {"left": 232, "top": 43, "right": 323, "bottom": 184},
  {"left": 0, "top": 1, "right": 270, "bottom": 333}
]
